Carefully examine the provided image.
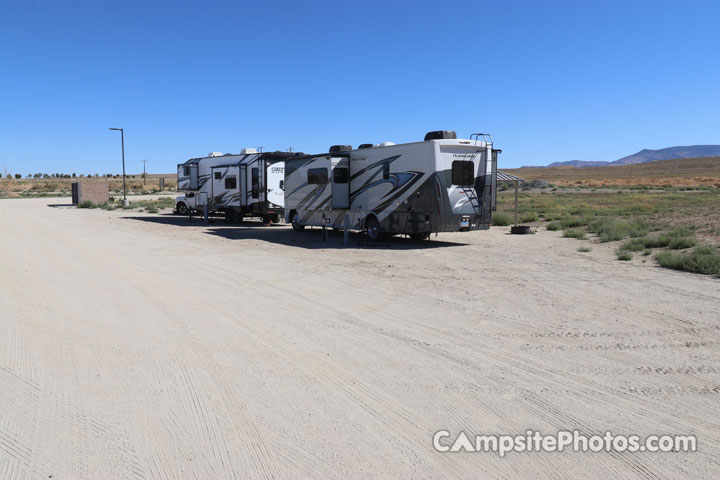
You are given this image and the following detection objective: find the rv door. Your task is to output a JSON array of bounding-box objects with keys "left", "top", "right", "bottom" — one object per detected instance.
[
  {"left": 189, "top": 164, "right": 199, "bottom": 190},
  {"left": 330, "top": 157, "right": 350, "bottom": 209}
]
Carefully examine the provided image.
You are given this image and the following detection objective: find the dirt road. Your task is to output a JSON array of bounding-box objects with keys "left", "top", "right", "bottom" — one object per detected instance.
[{"left": 1, "top": 197, "right": 719, "bottom": 479}]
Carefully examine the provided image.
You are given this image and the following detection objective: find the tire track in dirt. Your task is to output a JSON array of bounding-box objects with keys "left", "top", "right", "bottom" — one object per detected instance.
[{"left": 290, "top": 294, "right": 716, "bottom": 478}]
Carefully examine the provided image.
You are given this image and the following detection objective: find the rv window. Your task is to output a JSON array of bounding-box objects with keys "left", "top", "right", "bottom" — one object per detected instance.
[
  {"left": 308, "top": 168, "right": 328, "bottom": 184},
  {"left": 183, "top": 166, "right": 190, "bottom": 176},
  {"left": 225, "top": 176, "right": 237, "bottom": 189},
  {"left": 214, "top": 172, "right": 222, "bottom": 180},
  {"left": 452, "top": 161, "right": 475, "bottom": 187},
  {"left": 333, "top": 167, "right": 348, "bottom": 184},
  {"left": 383, "top": 163, "right": 390, "bottom": 180}
]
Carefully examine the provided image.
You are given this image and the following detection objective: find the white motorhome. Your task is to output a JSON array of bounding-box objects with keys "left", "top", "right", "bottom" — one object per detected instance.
[
  {"left": 176, "top": 150, "right": 301, "bottom": 223},
  {"left": 284, "top": 131, "right": 499, "bottom": 240}
]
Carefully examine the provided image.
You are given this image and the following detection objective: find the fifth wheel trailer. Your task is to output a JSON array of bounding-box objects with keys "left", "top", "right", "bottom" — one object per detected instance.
[
  {"left": 210, "top": 151, "right": 303, "bottom": 224},
  {"left": 284, "top": 131, "right": 499, "bottom": 240},
  {"left": 177, "top": 150, "right": 301, "bottom": 223}
]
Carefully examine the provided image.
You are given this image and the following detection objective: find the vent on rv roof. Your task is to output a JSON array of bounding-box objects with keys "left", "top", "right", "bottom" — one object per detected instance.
[
  {"left": 329, "top": 145, "right": 352, "bottom": 153},
  {"left": 424, "top": 131, "right": 457, "bottom": 141},
  {"left": 240, "top": 148, "right": 257, "bottom": 154},
  {"left": 208, "top": 152, "right": 223, "bottom": 157},
  {"left": 358, "top": 144, "right": 373, "bottom": 149}
]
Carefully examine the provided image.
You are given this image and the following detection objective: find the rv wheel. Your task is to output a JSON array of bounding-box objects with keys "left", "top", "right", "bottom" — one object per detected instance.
[
  {"left": 366, "top": 217, "right": 381, "bottom": 241},
  {"left": 176, "top": 202, "right": 187, "bottom": 215},
  {"left": 291, "top": 212, "right": 305, "bottom": 231}
]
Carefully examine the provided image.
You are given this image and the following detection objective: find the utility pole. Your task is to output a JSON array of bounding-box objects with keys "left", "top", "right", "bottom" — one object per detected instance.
[
  {"left": 142, "top": 159, "right": 147, "bottom": 185},
  {"left": 288, "top": 146, "right": 293, "bottom": 153}
]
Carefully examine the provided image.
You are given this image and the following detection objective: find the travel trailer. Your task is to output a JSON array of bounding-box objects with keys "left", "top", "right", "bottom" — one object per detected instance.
[
  {"left": 284, "top": 131, "right": 499, "bottom": 240},
  {"left": 176, "top": 151, "right": 237, "bottom": 214},
  {"left": 176, "top": 150, "right": 301, "bottom": 223}
]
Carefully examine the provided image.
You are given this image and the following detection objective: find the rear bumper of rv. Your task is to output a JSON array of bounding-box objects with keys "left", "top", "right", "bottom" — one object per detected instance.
[{"left": 438, "top": 214, "right": 490, "bottom": 233}]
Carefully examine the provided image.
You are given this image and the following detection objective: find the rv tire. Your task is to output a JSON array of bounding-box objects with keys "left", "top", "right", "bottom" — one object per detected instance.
[
  {"left": 175, "top": 202, "right": 187, "bottom": 215},
  {"left": 365, "top": 216, "right": 381, "bottom": 241}
]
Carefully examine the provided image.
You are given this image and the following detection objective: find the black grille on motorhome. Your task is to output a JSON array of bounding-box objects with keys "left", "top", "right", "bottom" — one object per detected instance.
[
  {"left": 424, "top": 131, "right": 457, "bottom": 141},
  {"left": 329, "top": 145, "right": 352, "bottom": 153}
]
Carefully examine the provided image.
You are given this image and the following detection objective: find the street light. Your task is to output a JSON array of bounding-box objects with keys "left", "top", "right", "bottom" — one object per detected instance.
[{"left": 108, "top": 127, "right": 129, "bottom": 206}]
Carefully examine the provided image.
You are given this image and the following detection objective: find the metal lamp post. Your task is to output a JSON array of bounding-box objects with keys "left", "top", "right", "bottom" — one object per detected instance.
[{"left": 108, "top": 127, "right": 129, "bottom": 206}]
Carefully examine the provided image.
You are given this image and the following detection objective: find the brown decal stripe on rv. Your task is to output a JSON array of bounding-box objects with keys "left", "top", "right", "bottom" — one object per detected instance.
[
  {"left": 300, "top": 196, "right": 332, "bottom": 223},
  {"left": 350, "top": 170, "right": 422, "bottom": 203},
  {"left": 371, "top": 172, "right": 426, "bottom": 215},
  {"left": 296, "top": 184, "right": 329, "bottom": 210},
  {"left": 213, "top": 169, "right": 229, "bottom": 180},
  {"left": 213, "top": 191, "right": 228, "bottom": 204},
  {"left": 350, "top": 155, "right": 401, "bottom": 181}
]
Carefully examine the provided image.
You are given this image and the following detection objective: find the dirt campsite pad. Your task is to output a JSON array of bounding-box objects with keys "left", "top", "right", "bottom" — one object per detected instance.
[{"left": 1, "top": 197, "right": 719, "bottom": 479}]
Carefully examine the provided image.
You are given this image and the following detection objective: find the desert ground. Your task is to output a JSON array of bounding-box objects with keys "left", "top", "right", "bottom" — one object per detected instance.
[{"left": 1, "top": 196, "right": 719, "bottom": 479}]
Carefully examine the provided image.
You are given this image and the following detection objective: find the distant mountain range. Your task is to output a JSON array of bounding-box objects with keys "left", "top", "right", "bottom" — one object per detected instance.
[{"left": 540, "top": 145, "right": 720, "bottom": 168}]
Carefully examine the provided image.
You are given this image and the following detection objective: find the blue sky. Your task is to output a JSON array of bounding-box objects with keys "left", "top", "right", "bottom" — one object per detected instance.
[{"left": 1, "top": 0, "right": 719, "bottom": 175}]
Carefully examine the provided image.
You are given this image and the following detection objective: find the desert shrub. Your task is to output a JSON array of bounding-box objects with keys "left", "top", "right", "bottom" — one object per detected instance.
[
  {"left": 628, "top": 221, "right": 652, "bottom": 238},
  {"left": 546, "top": 221, "right": 562, "bottom": 231},
  {"left": 656, "top": 246, "right": 720, "bottom": 275},
  {"left": 590, "top": 218, "right": 630, "bottom": 242},
  {"left": 620, "top": 227, "right": 696, "bottom": 251},
  {"left": 617, "top": 251, "right": 633, "bottom": 261},
  {"left": 568, "top": 204, "right": 593, "bottom": 215},
  {"left": 619, "top": 237, "right": 650, "bottom": 251},
  {"left": 656, "top": 227, "right": 695, "bottom": 249},
  {"left": 643, "top": 249, "right": 652, "bottom": 256},
  {"left": 666, "top": 236, "right": 697, "bottom": 250},
  {"left": 577, "top": 246, "right": 592, "bottom": 253},
  {"left": 527, "top": 179, "right": 549, "bottom": 189},
  {"left": 563, "top": 229, "right": 587, "bottom": 240},
  {"left": 521, "top": 212, "right": 539, "bottom": 223},
  {"left": 146, "top": 206, "right": 159, "bottom": 214},
  {"left": 77, "top": 200, "right": 96, "bottom": 209},
  {"left": 542, "top": 212, "right": 561, "bottom": 221},
  {"left": 560, "top": 216, "right": 588, "bottom": 228},
  {"left": 492, "top": 212, "right": 512, "bottom": 226}
]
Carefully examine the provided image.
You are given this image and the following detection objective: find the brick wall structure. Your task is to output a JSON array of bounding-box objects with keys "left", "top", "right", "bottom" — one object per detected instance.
[{"left": 72, "top": 181, "right": 109, "bottom": 205}]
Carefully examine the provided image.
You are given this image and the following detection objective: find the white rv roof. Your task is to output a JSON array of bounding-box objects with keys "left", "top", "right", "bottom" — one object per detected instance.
[{"left": 359, "top": 138, "right": 489, "bottom": 150}]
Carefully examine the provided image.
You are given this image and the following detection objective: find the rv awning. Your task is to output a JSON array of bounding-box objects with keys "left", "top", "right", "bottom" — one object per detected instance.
[{"left": 497, "top": 171, "right": 524, "bottom": 182}]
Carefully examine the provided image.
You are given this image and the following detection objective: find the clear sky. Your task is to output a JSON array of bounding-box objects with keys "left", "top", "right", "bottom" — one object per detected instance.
[{"left": 1, "top": 0, "right": 719, "bottom": 175}]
